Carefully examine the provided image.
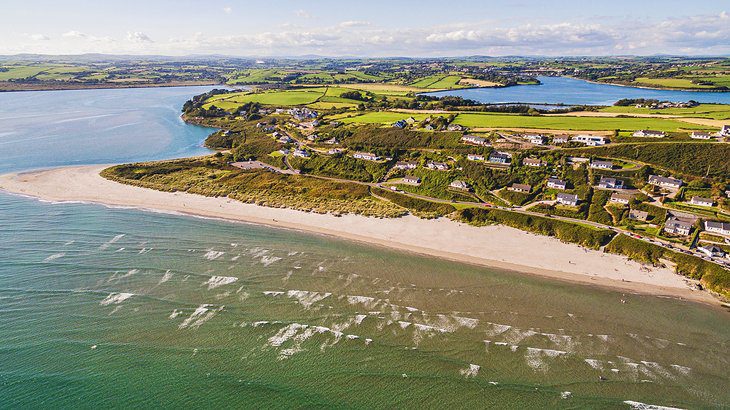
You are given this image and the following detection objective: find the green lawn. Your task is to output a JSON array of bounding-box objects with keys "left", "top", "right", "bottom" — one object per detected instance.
[
  {"left": 0, "top": 65, "right": 49, "bottom": 80},
  {"left": 204, "top": 90, "right": 326, "bottom": 109},
  {"left": 601, "top": 104, "right": 730, "bottom": 120},
  {"left": 632, "top": 77, "right": 716, "bottom": 89},
  {"left": 452, "top": 113, "right": 709, "bottom": 132},
  {"left": 336, "top": 111, "right": 436, "bottom": 124}
]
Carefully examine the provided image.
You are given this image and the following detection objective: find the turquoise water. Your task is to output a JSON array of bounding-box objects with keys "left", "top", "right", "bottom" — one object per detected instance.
[
  {"left": 1, "top": 86, "right": 729, "bottom": 408},
  {"left": 425, "top": 76, "right": 730, "bottom": 105}
]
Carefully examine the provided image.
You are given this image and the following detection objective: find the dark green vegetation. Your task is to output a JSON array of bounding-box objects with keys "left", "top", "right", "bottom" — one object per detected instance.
[
  {"left": 372, "top": 187, "right": 456, "bottom": 218},
  {"left": 606, "top": 235, "right": 730, "bottom": 298},
  {"left": 456, "top": 208, "right": 615, "bottom": 250},
  {"left": 101, "top": 158, "right": 404, "bottom": 217}
]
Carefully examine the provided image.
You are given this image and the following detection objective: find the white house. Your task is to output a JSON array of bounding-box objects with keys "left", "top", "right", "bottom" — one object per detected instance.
[
  {"left": 402, "top": 176, "right": 421, "bottom": 185},
  {"left": 572, "top": 135, "right": 609, "bottom": 146},
  {"left": 461, "top": 135, "right": 489, "bottom": 146},
  {"left": 590, "top": 160, "right": 613, "bottom": 170},
  {"left": 553, "top": 135, "right": 570, "bottom": 144},
  {"left": 508, "top": 183, "right": 532, "bottom": 193},
  {"left": 632, "top": 130, "right": 666, "bottom": 138},
  {"left": 690, "top": 131, "right": 713, "bottom": 140},
  {"left": 699, "top": 244, "right": 726, "bottom": 258},
  {"left": 546, "top": 177, "right": 567, "bottom": 190},
  {"left": 720, "top": 125, "right": 730, "bottom": 137},
  {"left": 664, "top": 217, "right": 693, "bottom": 236},
  {"left": 353, "top": 152, "right": 381, "bottom": 161},
  {"left": 628, "top": 209, "right": 649, "bottom": 221},
  {"left": 467, "top": 154, "right": 485, "bottom": 161},
  {"left": 522, "top": 158, "right": 545, "bottom": 167},
  {"left": 690, "top": 196, "right": 714, "bottom": 207},
  {"left": 292, "top": 149, "right": 310, "bottom": 158},
  {"left": 598, "top": 176, "right": 624, "bottom": 189},
  {"left": 488, "top": 151, "right": 511, "bottom": 164},
  {"left": 610, "top": 192, "right": 633, "bottom": 205},
  {"left": 525, "top": 134, "right": 547, "bottom": 145},
  {"left": 450, "top": 180, "right": 470, "bottom": 190},
  {"left": 426, "top": 161, "right": 449, "bottom": 171},
  {"left": 704, "top": 220, "right": 730, "bottom": 236},
  {"left": 394, "top": 161, "right": 418, "bottom": 170},
  {"left": 648, "top": 175, "right": 683, "bottom": 189},
  {"left": 556, "top": 193, "right": 579, "bottom": 206}
]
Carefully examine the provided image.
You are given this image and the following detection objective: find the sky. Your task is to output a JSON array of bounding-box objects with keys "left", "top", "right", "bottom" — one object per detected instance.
[{"left": 2, "top": 0, "right": 730, "bottom": 57}]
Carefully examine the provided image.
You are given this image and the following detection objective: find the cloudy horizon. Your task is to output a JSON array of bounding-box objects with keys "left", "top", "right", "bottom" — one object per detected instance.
[{"left": 3, "top": 0, "right": 730, "bottom": 57}]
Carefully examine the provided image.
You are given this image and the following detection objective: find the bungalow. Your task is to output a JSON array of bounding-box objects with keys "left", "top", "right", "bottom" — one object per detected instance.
[
  {"left": 690, "top": 131, "right": 714, "bottom": 140},
  {"left": 427, "top": 161, "right": 449, "bottom": 171},
  {"left": 598, "top": 176, "right": 624, "bottom": 189},
  {"left": 324, "top": 137, "right": 339, "bottom": 145},
  {"left": 690, "top": 196, "right": 714, "bottom": 207},
  {"left": 488, "top": 151, "right": 512, "bottom": 164},
  {"left": 664, "top": 217, "right": 694, "bottom": 236},
  {"left": 461, "top": 135, "right": 489, "bottom": 146},
  {"left": 525, "top": 134, "right": 547, "bottom": 145},
  {"left": 353, "top": 152, "right": 381, "bottom": 161},
  {"left": 467, "top": 154, "right": 485, "bottom": 161},
  {"left": 632, "top": 130, "right": 665, "bottom": 138},
  {"left": 590, "top": 160, "right": 613, "bottom": 170},
  {"left": 566, "top": 156, "right": 590, "bottom": 165},
  {"left": 508, "top": 183, "right": 532, "bottom": 193},
  {"left": 278, "top": 135, "right": 294, "bottom": 143},
  {"left": 392, "top": 120, "right": 407, "bottom": 129},
  {"left": 278, "top": 148, "right": 290, "bottom": 155},
  {"left": 699, "top": 244, "right": 726, "bottom": 258},
  {"left": 628, "top": 209, "right": 649, "bottom": 221},
  {"left": 394, "top": 161, "right": 418, "bottom": 170},
  {"left": 292, "top": 149, "right": 310, "bottom": 158},
  {"left": 546, "top": 177, "right": 567, "bottom": 190},
  {"left": 306, "top": 133, "right": 319, "bottom": 142},
  {"left": 447, "top": 123, "right": 466, "bottom": 131},
  {"left": 648, "top": 175, "right": 683, "bottom": 190},
  {"left": 328, "top": 148, "right": 344, "bottom": 155},
  {"left": 404, "top": 116, "right": 417, "bottom": 124},
  {"left": 721, "top": 125, "right": 730, "bottom": 137},
  {"left": 556, "top": 193, "right": 579, "bottom": 206},
  {"left": 704, "top": 220, "right": 730, "bottom": 236},
  {"left": 522, "top": 158, "right": 545, "bottom": 167},
  {"left": 449, "top": 180, "right": 470, "bottom": 191},
  {"left": 610, "top": 192, "right": 633, "bottom": 205},
  {"left": 572, "top": 135, "right": 609, "bottom": 146},
  {"left": 552, "top": 135, "right": 570, "bottom": 144},
  {"left": 424, "top": 124, "right": 435, "bottom": 131},
  {"left": 402, "top": 176, "right": 421, "bottom": 185}
]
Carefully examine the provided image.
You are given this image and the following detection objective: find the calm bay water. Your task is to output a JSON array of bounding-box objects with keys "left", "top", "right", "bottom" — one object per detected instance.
[
  {"left": 425, "top": 76, "right": 730, "bottom": 105},
  {"left": 0, "top": 85, "right": 729, "bottom": 408}
]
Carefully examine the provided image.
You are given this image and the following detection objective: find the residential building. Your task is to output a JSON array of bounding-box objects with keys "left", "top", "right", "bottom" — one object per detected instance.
[
  {"left": 278, "top": 148, "right": 290, "bottom": 155},
  {"left": 405, "top": 116, "right": 417, "bottom": 124},
  {"left": 664, "top": 217, "right": 694, "bottom": 236},
  {"left": 402, "top": 176, "right": 421, "bottom": 185},
  {"left": 508, "top": 183, "right": 532, "bottom": 193},
  {"left": 632, "top": 130, "right": 665, "bottom": 138},
  {"left": 525, "top": 134, "right": 547, "bottom": 145},
  {"left": 278, "top": 135, "right": 294, "bottom": 144},
  {"left": 720, "top": 125, "right": 730, "bottom": 137},
  {"left": 556, "top": 193, "right": 579, "bottom": 206},
  {"left": 353, "top": 152, "right": 381, "bottom": 161},
  {"left": 449, "top": 180, "right": 470, "bottom": 190},
  {"left": 590, "top": 160, "right": 613, "bottom": 170},
  {"left": 426, "top": 161, "right": 449, "bottom": 171},
  {"left": 467, "top": 154, "right": 485, "bottom": 161},
  {"left": 461, "top": 135, "right": 489, "bottom": 146},
  {"left": 292, "top": 149, "right": 310, "bottom": 158},
  {"left": 572, "top": 135, "right": 609, "bottom": 146},
  {"left": 327, "top": 148, "right": 344, "bottom": 155},
  {"left": 699, "top": 244, "right": 726, "bottom": 258},
  {"left": 690, "top": 131, "right": 713, "bottom": 140},
  {"left": 598, "top": 176, "right": 624, "bottom": 189},
  {"left": 546, "top": 177, "right": 567, "bottom": 190},
  {"left": 392, "top": 120, "right": 407, "bottom": 129},
  {"left": 648, "top": 175, "right": 683, "bottom": 189},
  {"left": 690, "top": 196, "right": 714, "bottom": 207},
  {"left": 522, "top": 158, "right": 545, "bottom": 167},
  {"left": 610, "top": 192, "right": 633, "bottom": 205},
  {"left": 566, "top": 156, "right": 590, "bottom": 164},
  {"left": 552, "top": 135, "right": 570, "bottom": 144},
  {"left": 447, "top": 123, "right": 466, "bottom": 131},
  {"left": 705, "top": 220, "right": 730, "bottom": 236},
  {"left": 394, "top": 161, "right": 418, "bottom": 170},
  {"left": 324, "top": 137, "right": 339, "bottom": 145},
  {"left": 628, "top": 209, "right": 649, "bottom": 221},
  {"left": 488, "top": 151, "right": 511, "bottom": 164}
]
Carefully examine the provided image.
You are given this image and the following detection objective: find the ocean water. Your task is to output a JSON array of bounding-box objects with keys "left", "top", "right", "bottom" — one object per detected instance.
[
  {"left": 424, "top": 76, "right": 730, "bottom": 105},
  {"left": 0, "top": 86, "right": 729, "bottom": 408}
]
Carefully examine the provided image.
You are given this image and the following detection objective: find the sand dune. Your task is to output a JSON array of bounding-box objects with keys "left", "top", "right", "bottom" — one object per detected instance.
[{"left": 0, "top": 165, "right": 714, "bottom": 303}]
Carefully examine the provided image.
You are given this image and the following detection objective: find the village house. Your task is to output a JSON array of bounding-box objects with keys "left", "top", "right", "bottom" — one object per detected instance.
[
  {"left": 704, "top": 220, "right": 730, "bottom": 236},
  {"left": 610, "top": 192, "right": 634, "bottom": 205},
  {"left": 402, "top": 176, "right": 421, "bottom": 185},
  {"left": 353, "top": 152, "right": 381, "bottom": 161},
  {"left": 664, "top": 217, "right": 694, "bottom": 236},
  {"left": 699, "top": 244, "right": 726, "bottom": 258},
  {"left": 292, "top": 149, "right": 310, "bottom": 158},
  {"left": 447, "top": 123, "right": 466, "bottom": 131},
  {"left": 552, "top": 135, "right": 570, "bottom": 144},
  {"left": 508, "top": 183, "right": 532, "bottom": 193},
  {"left": 278, "top": 135, "right": 294, "bottom": 144},
  {"left": 278, "top": 148, "right": 290, "bottom": 155},
  {"left": 628, "top": 209, "right": 649, "bottom": 221},
  {"left": 598, "top": 176, "right": 624, "bottom": 189},
  {"left": 690, "top": 131, "right": 714, "bottom": 140},
  {"left": 572, "top": 135, "right": 609, "bottom": 146},
  {"left": 488, "top": 151, "right": 511, "bottom": 164},
  {"left": 525, "top": 134, "right": 547, "bottom": 145},
  {"left": 461, "top": 135, "right": 489, "bottom": 146},
  {"left": 327, "top": 148, "right": 344, "bottom": 155},
  {"left": 632, "top": 130, "right": 666, "bottom": 138},
  {"left": 404, "top": 116, "right": 417, "bottom": 124},
  {"left": 721, "top": 125, "right": 730, "bottom": 137},
  {"left": 324, "top": 137, "right": 339, "bottom": 145},
  {"left": 690, "top": 196, "right": 714, "bottom": 207},
  {"left": 392, "top": 120, "right": 407, "bottom": 129},
  {"left": 394, "top": 161, "right": 418, "bottom": 170},
  {"left": 556, "top": 193, "right": 579, "bottom": 206},
  {"left": 467, "top": 154, "right": 485, "bottom": 161},
  {"left": 424, "top": 124, "right": 435, "bottom": 131},
  {"left": 590, "top": 160, "right": 613, "bottom": 170},
  {"left": 426, "top": 161, "right": 449, "bottom": 171},
  {"left": 287, "top": 107, "right": 318, "bottom": 121},
  {"left": 522, "top": 158, "right": 545, "bottom": 167},
  {"left": 449, "top": 180, "right": 470, "bottom": 191},
  {"left": 648, "top": 175, "right": 683, "bottom": 190},
  {"left": 546, "top": 177, "right": 567, "bottom": 190}
]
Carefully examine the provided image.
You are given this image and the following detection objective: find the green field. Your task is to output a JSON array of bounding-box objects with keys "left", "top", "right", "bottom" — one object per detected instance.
[
  {"left": 632, "top": 77, "right": 716, "bottom": 89},
  {"left": 452, "top": 113, "right": 710, "bottom": 132},
  {"left": 601, "top": 104, "right": 730, "bottom": 120},
  {"left": 410, "top": 74, "right": 463, "bottom": 89},
  {"left": 335, "top": 111, "right": 435, "bottom": 124},
  {"left": 0, "top": 65, "right": 50, "bottom": 81},
  {"left": 204, "top": 90, "right": 326, "bottom": 109}
]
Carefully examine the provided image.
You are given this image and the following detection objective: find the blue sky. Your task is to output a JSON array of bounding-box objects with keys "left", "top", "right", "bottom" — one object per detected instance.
[{"left": 2, "top": 0, "right": 729, "bottom": 56}]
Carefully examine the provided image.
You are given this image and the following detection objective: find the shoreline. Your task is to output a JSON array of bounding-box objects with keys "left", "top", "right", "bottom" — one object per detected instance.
[
  {"left": 0, "top": 165, "right": 721, "bottom": 306},
  {"left": 0, "top": 80, "right": 223, "bottom": 93}
]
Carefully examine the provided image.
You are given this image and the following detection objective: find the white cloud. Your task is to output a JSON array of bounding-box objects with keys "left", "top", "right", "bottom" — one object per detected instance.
[
  {"left": 127, "top": 31, "right": 153, "bottom": 43},
  {"left": 62, "top": 30, "right": 87, "bottom": 38},
  {"left": 223, "top": 6, "right": 232, "bottom": 14},
  {"left": 294, "top": 9, "right": 311, "bottom": 19},
  {"left": 339, "top": 20, "right": 371, "bottom": 28},
  {"left": 28, "top": 34, "right": 50, "bottom": 41}
]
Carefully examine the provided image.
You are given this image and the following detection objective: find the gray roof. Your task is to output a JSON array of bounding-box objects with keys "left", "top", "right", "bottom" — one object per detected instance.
[{"left": 557, "top": 193, "right": 578, "bottom": 201}]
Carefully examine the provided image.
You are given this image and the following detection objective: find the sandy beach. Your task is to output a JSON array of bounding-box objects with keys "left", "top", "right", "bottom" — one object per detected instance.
[{"left": 0, "top": 165, "right": 716, "bottom": 304}]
